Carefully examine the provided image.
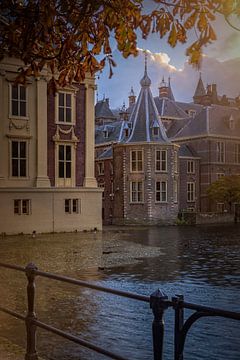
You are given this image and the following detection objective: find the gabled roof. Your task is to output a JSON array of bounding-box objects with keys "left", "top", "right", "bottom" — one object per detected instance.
[
  {"left": 174, "top": 104, "right": 240, "bottom": 139},
  {"left": 126, "top": 63, "right": 169, "bottom": 144},
  {"left": 95, "top": 100, "right": 116, "bottom": 120}
]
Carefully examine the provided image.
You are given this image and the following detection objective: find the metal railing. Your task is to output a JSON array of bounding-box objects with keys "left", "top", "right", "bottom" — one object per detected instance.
[{"left": 0, "top": 262, "right": 239, "bottom": 360}]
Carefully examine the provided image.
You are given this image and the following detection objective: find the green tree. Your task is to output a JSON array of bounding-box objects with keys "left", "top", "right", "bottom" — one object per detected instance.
[
  {"left": 0, "top": 0, "right": 239, "bottom": 89},
  {"left": 207, "top": 175, "right": 240, "bottom": 212}
]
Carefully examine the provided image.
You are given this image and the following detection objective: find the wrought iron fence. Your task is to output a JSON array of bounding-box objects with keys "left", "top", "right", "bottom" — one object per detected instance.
[{"left": 0, "top": 262, "right": 239, "bottom": 360}]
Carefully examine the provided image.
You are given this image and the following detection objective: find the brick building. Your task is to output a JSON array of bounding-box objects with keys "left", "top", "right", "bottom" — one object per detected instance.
[{"left": 95, "top": 62, "right": 240, "bottom": 224}]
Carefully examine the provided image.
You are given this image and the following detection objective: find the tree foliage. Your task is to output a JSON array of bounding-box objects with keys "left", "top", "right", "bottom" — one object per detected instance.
[
  {"left": 0, "top": 0, "right": 239, "bottom": 90},
  {"left": 207, "top": 175, "right": 240, "bottom": 211}
]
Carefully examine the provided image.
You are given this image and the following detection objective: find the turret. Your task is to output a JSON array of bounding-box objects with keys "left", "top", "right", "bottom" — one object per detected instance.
[
  {"left": 158, "top": 77, "right": 168, "bottom": 98},
  {"left": 193, "top": 73, "right": 206, "bottom": 104},
  {"left": 128, "top": 86, "right": 136, "bottom": 107}
]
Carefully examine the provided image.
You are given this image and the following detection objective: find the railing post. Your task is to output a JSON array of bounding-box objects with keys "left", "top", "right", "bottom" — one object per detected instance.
[
  {"left": 150, "top": 289, "right": 169, "bottom": 360},
  {"left": 172, "top": 295, "right": 184, "bottom": 360},
  {"left": 25, "top": 263, "right": 38, "bottom": 360}
]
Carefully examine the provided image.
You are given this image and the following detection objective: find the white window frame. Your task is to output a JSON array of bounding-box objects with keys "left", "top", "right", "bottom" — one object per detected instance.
[
  {"left": 187, "top": 160, "right": 195, "bottom": 174},
  {"left": 55, "top": 143, "right": 75, "bottom": 187},
  {"left": 130, "top": 150, "right": 143, "bottom": 173},
  {"left": 130, "top": 181, "right": 144, "bottom": 203},
  {"left": 14, "top": 199, "right": 31, "bottom": 215},
  {"left": 55, "top": 90, "right": 76, "bottom": 124},
  {"left": 9, "top": 83, "right": 28, "bottom": 119},
  {"left": 155, "top": 181, "right": 168, "bottom": 203},
  {"left": 65, "top": 199, "right": 80, "bottom": 214},
  {"left": 217, "top": 142, "right": 225, "bottom": 163},
  {"left": 10, "top": 139, "right": 28, "bottom": 178},
  {"left": 187, "top": 182, "right": 195, "bottom": 202},
  {"left": 155, "top": 150, "right": 167, "bottom": 172}
]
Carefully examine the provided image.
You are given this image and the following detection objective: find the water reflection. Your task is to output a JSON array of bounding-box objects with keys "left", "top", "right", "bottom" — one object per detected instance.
[{"left": 0, "top": 225, "right": 239, "bottom": 359}]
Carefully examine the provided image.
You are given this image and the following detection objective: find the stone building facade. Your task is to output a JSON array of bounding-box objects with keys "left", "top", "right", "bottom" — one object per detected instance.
[{"left": 0, "top": 57, "right": 102, "bottom": 234}]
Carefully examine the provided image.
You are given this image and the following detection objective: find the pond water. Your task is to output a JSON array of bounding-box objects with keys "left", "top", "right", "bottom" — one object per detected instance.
[{"left": 0, "top": 224, "right": 239, "bottom": 360}]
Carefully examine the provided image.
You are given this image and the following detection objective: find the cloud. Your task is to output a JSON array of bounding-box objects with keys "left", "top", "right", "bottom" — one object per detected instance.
[
  {"left": 97, "top": 48, "right": 240, "bottom": 108},
  {"left": 138, "top": 48, "right": 178, "bottom": 72}
]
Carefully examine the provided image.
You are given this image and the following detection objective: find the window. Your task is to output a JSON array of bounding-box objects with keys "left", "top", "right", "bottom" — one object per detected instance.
[
  {"left": 110, "top": 162, "right": 113, "bottom": 175},
  {"left": 187, "top": 182, "right": 195, "bottom": 202},
  {"left": 217, "top": 203, "right": 225, "bottom": 213},
  {"left": 11, "top": 141, "right": 27, "bottom": 177},
  {"left": 217, "top": 142, "right": 225, "bottom": 163},
  {"left": 58, "top": 92, "right": 73, "bottom": 123},
  {"left": 58, "top": 145, "right": 71, "bottom": 179},
  {"left": 188, "top": 109, "right": 196, "bottom": 117},
  {"left": 65, "top": 199, "right": 80, "bottom": 214},
  {"left": 130, "top": 181, "right": 143, "bottom": 203},
  {"left": 98, "top": 162, "right": 104, "bottom": 175},
  {"left": 235, "top": 144, "right": 240, "bottom": 164},
  {"left": 155, "top": 150, "right": 167, "bottom": 172},
  {"left": 153, "top": 127, "right": 159, "bottom": 136},
  {"left": 14, "top": 199, "right": 31, "bottom": 215},
  {"left": 155, "top": 181, "right": 167, "bottom": 203},
  {"left": 216, "top": 173, "right": 224, "bottom": 180},
  {"left": 187, "top": 160, "right": 195, "bottom": 174},
  {"left": 131, "top": 150, "right": 143, "bottom": 172},
  {"left": 10, "top": 84, "right": 27, "bottom": 117}
]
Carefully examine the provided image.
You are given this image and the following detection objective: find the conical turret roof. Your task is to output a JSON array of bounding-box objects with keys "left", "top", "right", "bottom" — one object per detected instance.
[
  {"left": 126, "top": 56, "right": 169, "bottom": 144},
  {"left": 194, "top": 73, "right": 206, "bottom": 98}
]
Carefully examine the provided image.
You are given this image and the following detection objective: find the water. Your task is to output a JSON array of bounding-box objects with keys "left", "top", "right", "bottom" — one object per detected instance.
[{"left": 0, "top": 225, "right": 239, "bottom": 359}]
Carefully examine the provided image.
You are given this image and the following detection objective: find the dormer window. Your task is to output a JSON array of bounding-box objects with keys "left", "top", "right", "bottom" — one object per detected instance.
[
  {"left": 103, "top": 130, "right": 108, "bottom": 138},
  {"left": 153, "top": 127, "right": 159, "bottom": 136},
  {"left": 125, "top": 128, "right": 129, "bottom": 137},
  {"left": 188, "top": 109, "right": 196, "bottom": 117}
]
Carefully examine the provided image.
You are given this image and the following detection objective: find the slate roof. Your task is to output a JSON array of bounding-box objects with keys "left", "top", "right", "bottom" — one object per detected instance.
[
  {"left": 193, "top": 74, "right": 206, "bottom": 98},
  {"left": 167, "top": 118, "right": 191, "bottom": 138},
  {"left": 175, "top": 101, "right": 203, "bottom": 116},
  {"left": 154, "top": 97, "right": 189, "bottom": 119},
  {"left": 174, "top": 104, "right": 240, "bottom": 139},
  {"left": 96, "top": 147, "right": 113, "bottom": 160},
  {"left": 95, "top": 100, "right": 116, "bottom": 120},
  {"left": 95, "top": 121, "right": 122, "bottom": 144},
  {"left": 178, "top": 144, "right": 199, "bottom": 158},
  {"left": 126, "top": 65, "right": 169, "bottom": 144}
]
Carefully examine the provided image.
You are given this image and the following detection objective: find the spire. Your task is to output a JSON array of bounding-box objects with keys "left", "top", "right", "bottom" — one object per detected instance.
[
  {"left": 193, "top": 72, "right": 206, "bottom": 102},
  {"left": 140, "top": 51, "right": 151, "bottom": 87},
  {"left": 168, "top": 76, "right": 175, "bottom": 101}
]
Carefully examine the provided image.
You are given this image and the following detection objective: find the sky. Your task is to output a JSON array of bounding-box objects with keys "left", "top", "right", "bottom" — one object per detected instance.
[{"left": 97, "top": 5, "right": 240, "bottom": 109}]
